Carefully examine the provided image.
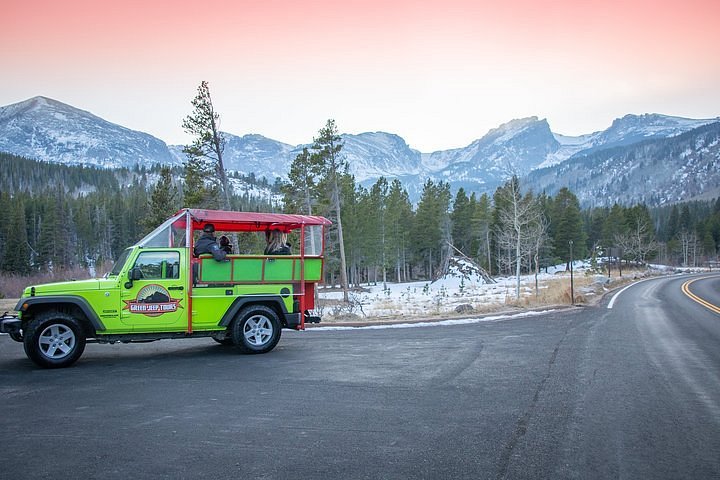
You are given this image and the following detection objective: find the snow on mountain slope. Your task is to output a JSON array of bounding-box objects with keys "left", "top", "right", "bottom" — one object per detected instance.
[
  {"left": 526, "top": 120, "right": 720, "bottom": 208},
  {"left": 169, "top": 132, "right": 295, "bottom": 181},
  {"left": 0, "top": 96, "right": 176, "bottom": 168},
  {"left": 2, "top": 96, "right": 719, "bottom": 205},
  {"left": 577, "top": 113, "right": 717, "bottom": 155},
  {"left": 340, "top": 132, "right": 423, "bottom": 182}
]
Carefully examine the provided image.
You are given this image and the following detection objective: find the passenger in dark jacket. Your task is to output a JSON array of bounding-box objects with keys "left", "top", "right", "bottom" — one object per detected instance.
[
  {"left": 193, "top": 224, "right": 227, "bottom": 261},
  {"left": 264, "top": 230, "right": 291, "bottom": 255}
]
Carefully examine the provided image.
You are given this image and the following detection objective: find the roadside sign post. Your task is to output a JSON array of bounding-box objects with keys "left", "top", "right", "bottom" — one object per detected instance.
[{"left": 569, "top": 240, "right": 574, "bottom": 305}]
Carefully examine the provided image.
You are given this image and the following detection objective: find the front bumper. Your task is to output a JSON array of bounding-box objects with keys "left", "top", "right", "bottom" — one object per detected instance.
[{"left": 0, "top": 313, "right": 21, "bottom": 335}]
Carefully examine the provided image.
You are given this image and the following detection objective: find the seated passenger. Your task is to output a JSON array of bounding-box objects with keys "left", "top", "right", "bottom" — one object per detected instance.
[
  {"left": 264, "top": 230, "right": 291, "bottom": 255},
  {"left": 193, "top": 224, "right": 227, "bottom": 261},
  {"left": 219, "top": 235, "right": 233, "bottom": 254}
]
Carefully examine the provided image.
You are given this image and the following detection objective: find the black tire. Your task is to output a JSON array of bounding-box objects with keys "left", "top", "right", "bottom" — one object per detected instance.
[
  {"left": 23, "top": 310, "right": 87, "bottom": 368},
  {"left": 9, "top": 331, "right": 23, "bottom": 343},
  {"left": 231, "top": 305, "right": 281, "bottom": 354}
]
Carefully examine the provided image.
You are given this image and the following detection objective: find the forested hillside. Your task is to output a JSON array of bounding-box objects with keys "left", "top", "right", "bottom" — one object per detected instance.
[
  {"left": 1, "top": 150, "right": 719, "bottom": 299},
  {"left": 0, "top": 154, "right": 277, "bottom": 291}
]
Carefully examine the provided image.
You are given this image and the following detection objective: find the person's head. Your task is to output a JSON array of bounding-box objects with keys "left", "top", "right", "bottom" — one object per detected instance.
[
  {"left": 219, "top": 235, "right": 229, "bottom": 247},
  {"left": 267, "top": 230, "right": 287, "bottom": 248},
  {"left": 203, "top": 223, "right": 215, "bottom": 234}
]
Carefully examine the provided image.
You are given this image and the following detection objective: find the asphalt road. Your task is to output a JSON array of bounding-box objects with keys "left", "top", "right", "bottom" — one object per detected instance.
[{"left": 1, "top": 274, "right": 719, "bottom": 479}]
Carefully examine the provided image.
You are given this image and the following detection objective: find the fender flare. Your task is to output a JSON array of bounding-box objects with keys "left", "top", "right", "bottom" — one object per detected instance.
[
  {"left": 219, "top": 296, "right": 289, "bottom": 328},
  {"left": 17, "top": 296, "right": 106, "bottom": 332}
]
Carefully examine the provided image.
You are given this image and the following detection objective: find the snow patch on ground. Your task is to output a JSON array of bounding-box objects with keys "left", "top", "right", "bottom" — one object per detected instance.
[
  {"left": 317, "top": 257, "right": 595, "bottom": 321},
  {"left": 307, "top": 309, "right": 557, "bottom": 331}
]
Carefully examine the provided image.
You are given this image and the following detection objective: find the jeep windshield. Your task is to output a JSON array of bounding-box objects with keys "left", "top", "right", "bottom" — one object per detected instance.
[{"left": 108, "top": 248, "right": 132, "bottom": 276}]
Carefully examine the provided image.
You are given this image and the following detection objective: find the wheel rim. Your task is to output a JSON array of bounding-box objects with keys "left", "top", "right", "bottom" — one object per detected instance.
[
  {"left": 38, "top": 324, "right": 76, "bottom": 359},
  {"left": 243, "top": 314, "right": 273, "bottom": 347}
]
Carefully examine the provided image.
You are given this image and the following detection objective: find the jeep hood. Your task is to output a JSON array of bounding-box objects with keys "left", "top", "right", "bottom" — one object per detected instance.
[{"left": 24, "top": 278, "right": 117, "bottom": 296}]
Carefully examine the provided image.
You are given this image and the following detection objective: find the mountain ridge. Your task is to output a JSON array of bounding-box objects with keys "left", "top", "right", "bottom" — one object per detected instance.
[{"left": 1, "top": 96, "right": 718, "bottom": 206}]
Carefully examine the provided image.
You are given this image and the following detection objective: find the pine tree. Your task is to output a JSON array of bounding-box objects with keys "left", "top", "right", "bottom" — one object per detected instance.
[
  {"left": 312, "top": 119, "right": 350, "bottom": 301},
  {"left": 182, "top": 81, "right": 230, "bottom": 209},
  {"left": 412, "top": 179, "right": 451, "bottom": 278},
  {"left": 282, "top": 147, "right": 320, "bottom": 214},
  {"left": 602, "top": 204, "right": 628, "bottom": 252},
  {"left": 550, "top": 187, "right": 587, "bottom": 265},
  {"left": 385, "top": 179, "right": 414, "bottom": 282},
  {"left": 0, "top": 191, "right": 9, "bottom": 266},
  {"left": 472, "top": 193, "right": 493, "bottom": 274},
  {"left": 366, "top": 177, "right": 389, "bottom": 285},
  {"left": 450, "top": 187, "right": 473, "bottom": 254},
  {"left": 1, "top": 200, "right": 31, "bottom": 274},
  {"left": 183, "top": 156, "right": 219, "bottom": 209},
  {"left": 143, "top": 167, "right": 179, "bottom": 233}
]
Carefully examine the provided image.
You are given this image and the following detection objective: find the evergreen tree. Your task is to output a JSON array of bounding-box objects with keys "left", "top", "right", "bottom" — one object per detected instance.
[
  {"left": 549, "top": 187, "right": 587, "bottom": 265},
  {"left": 412, "top": 179, "right": 451, "bottom": 278},
  {"left": 0, "top": 191, "right": 9, "bottom": 266},
  {"left": 385, "top": 179, "right": 414, "bottom": 282},
  {"left": 602, "top": 204, "right": 627, "bottom": 251},
  {"left": 2, "top": 199, "right": 31, "bottom": 274},
  {"left": 312, "top": 119, "right": 350, "bottom": 301},
  {"left": 143, "top": 167, "right": 180, "bottom": 233},
  {"left": 450, "top": 188, "right": 474, "bottom": 254},
  {"left": 472, "top": 193, "right": 493, "bottom": 273},
  {"left": 282, "top": 147, "right": 320, "bottom": 215},
  {"left": 182, "top": 81, "right": 230, "bottom": 209},
  {"left": 367, "top": 177, "right": 389, "bottom": 285}
]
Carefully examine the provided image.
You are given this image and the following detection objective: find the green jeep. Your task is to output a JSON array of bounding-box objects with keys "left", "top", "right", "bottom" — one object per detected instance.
[{"left": 0, "top": 208, "right": 331, "bottom": 368}]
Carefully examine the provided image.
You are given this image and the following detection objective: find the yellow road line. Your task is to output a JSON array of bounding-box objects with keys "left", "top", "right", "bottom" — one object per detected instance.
[{"left": 681, "top": 277, "right": 720, "bottom": 315}]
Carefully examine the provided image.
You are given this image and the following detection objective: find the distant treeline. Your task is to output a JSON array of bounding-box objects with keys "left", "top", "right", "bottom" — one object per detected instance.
[
  {"left": 0, "top": 153, "right": 278, "bottom": 280},
  {"left": 0, "top": 152, "right": 719, "bottom": 294}
]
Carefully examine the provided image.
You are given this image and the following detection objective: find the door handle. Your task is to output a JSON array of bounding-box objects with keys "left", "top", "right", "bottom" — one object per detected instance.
[{"left": 168, "top": 286, "right": 184, "bottom": 291}]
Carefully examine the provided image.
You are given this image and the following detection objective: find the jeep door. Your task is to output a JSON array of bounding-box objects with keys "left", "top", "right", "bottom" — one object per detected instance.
[{"left": 120, "top": 250, "right": 187, "bottom": 331}]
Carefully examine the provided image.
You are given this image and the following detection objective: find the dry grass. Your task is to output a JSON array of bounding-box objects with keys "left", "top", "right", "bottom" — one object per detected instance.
[
  {"left": 0, "top": 266, "right": 659, "bottom": 322},
  {"left": 0, "top": 265, "right": 110, "bottom": 300},
  {"left": 0, "top": 265, "right": 112, "bottom": 313},
  {"left": 0, "top": 297, "right": 17, "bottom": 313}
]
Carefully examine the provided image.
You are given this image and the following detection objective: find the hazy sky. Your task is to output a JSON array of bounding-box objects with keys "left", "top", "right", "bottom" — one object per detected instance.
[{"left": 2, "top": 0, "right": 719, "bottom": 152}]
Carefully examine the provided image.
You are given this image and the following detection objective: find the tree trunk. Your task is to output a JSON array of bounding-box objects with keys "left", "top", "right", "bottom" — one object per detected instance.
[{"left": 333, "top": 178, "right": 349, "bottom": 302}]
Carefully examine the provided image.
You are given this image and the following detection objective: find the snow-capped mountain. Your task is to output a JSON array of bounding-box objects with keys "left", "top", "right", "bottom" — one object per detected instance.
[
  {"left": 1, "top": 96, "right": 718, "bottom": 206},
  {"left": 537, "top": 113, "right": 716, "bottom": 169},
  {"left": 525, "top": 121, "right": 720, "bottom": 207},
  {"left": 338, "top": 132, "right": 423, "bottom": 182},
  {"left": 0, "top": 96, "right": 175, "bottom": 168},
  {"left": 422, "top": 117, "right": 560, "bottom": 193},
  {"left": 169, "top": 133, "right": 295, "bottom": 180}
]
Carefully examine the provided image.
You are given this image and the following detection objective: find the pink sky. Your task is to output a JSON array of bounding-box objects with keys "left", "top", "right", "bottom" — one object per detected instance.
[{"left": 2, "top": 0, "right": 719, "bottom": 151}]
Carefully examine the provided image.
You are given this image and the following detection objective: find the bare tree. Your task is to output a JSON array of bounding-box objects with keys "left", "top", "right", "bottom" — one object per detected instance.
[
  {"left": 494, "top": 176, "right": 544, "bottom": 299},
  {"left": 530, "top": 214, "right": 550, "bottom": 295},
  {"left": 678, "top": 230, "right": 698, "bottom": 267},
  {"left": 615, "top": 215, "right": 658, "bottom": 265}
]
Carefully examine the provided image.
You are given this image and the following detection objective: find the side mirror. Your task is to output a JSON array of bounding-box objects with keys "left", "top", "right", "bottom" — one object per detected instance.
[
  {"left": 124, "top": 267, "right": 143, "bottom": 289},
  {"left": 130, "top": 267, "right": 144, "bottom": 281}
]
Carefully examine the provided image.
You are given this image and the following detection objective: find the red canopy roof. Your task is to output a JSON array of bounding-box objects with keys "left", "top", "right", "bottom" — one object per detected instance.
[{"left": 173, "top": 208, "right": 332, "bottom": 232}]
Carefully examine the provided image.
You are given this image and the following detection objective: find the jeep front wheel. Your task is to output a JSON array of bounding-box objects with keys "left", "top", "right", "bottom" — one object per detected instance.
[
  {"left": 232, "top": 305, "right": 281, "bottom": 354},
  {"left": 23, "top": 311, "right": 87, "bottom": 368}
]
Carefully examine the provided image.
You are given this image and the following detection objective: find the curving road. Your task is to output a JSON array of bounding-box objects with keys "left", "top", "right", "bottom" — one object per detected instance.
[{"left": 0, "top": 274, "right": 719, "bottom": 479}]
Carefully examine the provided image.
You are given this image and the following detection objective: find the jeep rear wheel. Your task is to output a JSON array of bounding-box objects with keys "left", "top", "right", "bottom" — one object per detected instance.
[
  {"left": 232, "top": 305, "right": 281, "bottom": 354},
  {"left": 23, "top": 311, "right": 86, "bottom": 368}
]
